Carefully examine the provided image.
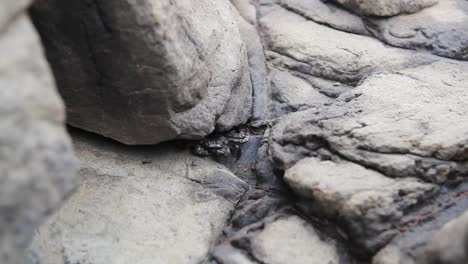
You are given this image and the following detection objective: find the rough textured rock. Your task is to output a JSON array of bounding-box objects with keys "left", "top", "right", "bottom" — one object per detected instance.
[
  {"left": 213, "top": 214, "right": 346, "bottom": 264},
  {"left": 27, "top": 130, "right": 248, "bottom": 264},
  {"left": 332, "top": 0, "right": 438, "bottom": 16},
  {"left": 371, "top": 181, "right": 468, "bottom": 264},
  {"left": 0, "top": 4, "right": 78, "bottom": 263},
  {"left": 269, "top": 65, "right": 330, "bottom": 116},
  {"left": 234, "top": 7, "right": 270, "bottom": 127},
  {"left": 30, "top": 0, "right": 252, "bottom": 145},
  {"left": 285, "top": 157, "right": 437, "bottom": 253},
  {"left": 424, "top": 210, "right": 468, "bottom": 264},
  {"left": 271, "top": 61, "right": 468, "bottom": 183},
  {"left": 259, "top": 3, "right": 437, "bottom": 88},
  {"left": 276, "top": 0, "right": 370, "bottom": 36},
  {"left": 366, "top": 0, "right": 468, "bottom": 60}
]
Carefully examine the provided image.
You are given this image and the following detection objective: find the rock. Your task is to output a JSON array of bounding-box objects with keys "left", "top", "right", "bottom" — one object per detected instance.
[
  {"left": 0, "top": 3, "right": 78, "bottom": 263},
  {"left": 424, "top": 210, "right": 468, "bottom": 264},
  {"left": 270, "top": 61, "right": 468, "bottom": 183},
  {"left": 234, "top": 9, "right": 270, "bottom": 127},
  {"left": 366, "top": 0, "right": 468, "bottom": 61},
  {"left": 30, "top": 0, "right": 252, "bottom": 145},
  {"left": 269, "top": 65, "right": 330, "bottom": 116},
  {"left": 276, "top": 0, "right": 370, "bottom": 36},
  {"left": 231, "top": 0, "right": 257, "bottom": 25},
  {"left": 371, "top": 181, "right": 468, "bottom": 264},
  {"left": 213, "top": 214, "right": 345, "bottom": 264},
  {"left": 332, "top": 0, "right": 438, "bottom": 16},
  {"left": 26, "top": 130, "right": 249, "bottom": 264},
  {"left": 285, "top": 157, "right": 437, "bottom": 253},
  {"left": 258, "top": 3, "right": 437, "bottom": 87}
]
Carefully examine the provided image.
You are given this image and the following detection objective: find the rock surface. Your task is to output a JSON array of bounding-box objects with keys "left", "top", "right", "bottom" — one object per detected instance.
[
  {"left": 212, "top": 214, "right": 347, "bottom": 264},
  {"left": 0, "top": 3, "right": 78, "bottom": 263},
  {"left": 271, "top": 61, "right": 468, "bottom": 182},
  {"left": 286, "top": 157, "right": 437, "bottom": 253},
  {"left": 27, "top": 130, "right": 248, "bottom": 264},
  {"left": 424, "top": 210, "right": 468, "bottom": 264},
  {"left": 260, "top": 4, "right": 437, "bottom": 85},
  {"left": 30, "top": 0, "right": 252, "bottom": 145},
  {"left": 366, "top": 0, "right": 468, "bottom": 60},
  {"left": 332, "top": 0, "right": 438, "bottom": 16}
]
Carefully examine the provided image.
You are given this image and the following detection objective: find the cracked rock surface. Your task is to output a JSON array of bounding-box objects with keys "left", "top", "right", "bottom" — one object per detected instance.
[
  {"left": 332, "top": 0, "right": 438, "bottom": 17},
  {"left": 26, "top": 130, "right": 248, "bottom": 264}
]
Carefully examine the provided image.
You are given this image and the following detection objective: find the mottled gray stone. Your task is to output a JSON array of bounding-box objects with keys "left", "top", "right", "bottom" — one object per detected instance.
[
  {"left": 27, "top": 131, "right": 248, "bottom": 264},
  {"left": 366, "top": 0, "right": 468, "bottom": 60},
  {"left": 30, "top": 0, "right": 252, "bottom": 144},
  {"left": 259, "top": 4, "right": 437, "bottom": 87},
  {"left": 285, "top": 157, "right": 437, "bottom": 253},
  {"left": 332, "top": 0, "right": 438, "bottom": 16},
  {"left": 0, "top": 4, "right": 78, "bottom": 263},
  {"left": 271, "top": 61, "right": 468, "bottom": 183}
]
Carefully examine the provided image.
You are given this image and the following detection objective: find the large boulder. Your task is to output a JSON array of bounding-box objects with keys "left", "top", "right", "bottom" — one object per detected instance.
[
  {"left": 26, "top": 130, "right": 248, "bottom": 264},
  {"left": 332, "top": 0, "right": 438, "bottom": 16},
  {"left": 30, "top": 0, "right": 252, "bottom": 145},
  {"left": 0, "top": 3, "right": 78, "bottom": 263},
  {"left": 366, "top": 0, "right": 468, "bottom": 61}
]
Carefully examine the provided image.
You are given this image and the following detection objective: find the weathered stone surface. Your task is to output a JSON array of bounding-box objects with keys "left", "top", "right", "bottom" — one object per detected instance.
[
  {"left": 285, "top": 157, "right": 437, "bottom": 253},
  {"left": 424, "top": 210, "right": 468, "bottom": 264},
  {"left": 271, "top": 61, "right": 468, "bottom": 183},
  {"left": 231, "top": 0, "right": 257, "bottom": 26},
  {"left": 366, "top": 0, "right": 468, "bottom": 61},
  {"left": 0, "top": 4, "right": 78, "bottom": 263},
  {"left": 259, "top": 3, "right": 437, "bottom": 88},
  {"left": 213, "top": 214, "right": 345, "bottom": 264},
  {"left": 276, "top": 0, "right": 370, "bottom": 35},
  {"left": 30, "top": 0, "right": 252, "bottom": 145},
  {"left": 270, "top": 65, "right": 330, "bottom": 116},
  {"left": 26, "top": 130, "right": 248, "bottom": 264},
  {"left": 371, "top": 181, "right": 468, "bottom": 264},
  {"left": 332, "top": 0, "right": 438, "bottom": 16},
  {"left": 234, "top": 9, "right": 270, "bottom": 127}
]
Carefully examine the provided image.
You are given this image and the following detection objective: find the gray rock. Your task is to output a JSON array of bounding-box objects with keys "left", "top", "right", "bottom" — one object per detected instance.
[
  {"left": 259, "top": 3, "right": 437, "bottom": 87},
  {"left": 269, "top": 65, "right": 330, "bottom": 116},
  {"left": 285, "top": 157, "right": 437, "bottom": 253},
  {"left": 213, "top": 214, "right": 344, "bottom": 264},
  {"left": 423, "top": 210, "right": 468, "bottom": 264},
  {"left": 234, "top": 9, "right": 270, "bottom": 127},
  {"left": 27, "top": 130, "right": 249, "bottom": 264},
  {"left": 270, "top": 61, "right": 468, "bottom": 183},
  {"left": 278, "top": 0, "right": 370, "bottom": 35},
  {"left": 30, "top": 0, "right": 252, "bottom": 145},
  {"left": 371, "top": 181, "right": 468, "bottom": 264},
  {"left": 332, "top": 0, "right": 438, "bottom": 16},
  {"left": 0, "top": 6, "right": 78, "bottom": 263},
  {"left": 366, "top": 0, "right": 468, "bottom": 60},
  {"left": 231, "top": 0, "right": 257, "bottom": 26}
]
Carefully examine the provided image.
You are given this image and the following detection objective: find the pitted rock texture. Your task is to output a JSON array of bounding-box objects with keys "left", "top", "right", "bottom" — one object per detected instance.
[
  {"left": 30, "top": 0, "right": 252, "bottom": 145},
  {"left": 332, "top": 0, "right": 438, "bottom": 16},
  {"left": 0, "top": 3, "right": 78, "bottom": 263},
  {"left": 366, "top": 0, "right": 468, "bottom": 61},
  {"left": 27, "top": 130, "right": 248, "bottom": 264},
  {"left": 270, "top": 61, "right": 468, "bottom": 183},
  {"left": 286, "top": 157, "right": 437, "bottom": 253}
]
